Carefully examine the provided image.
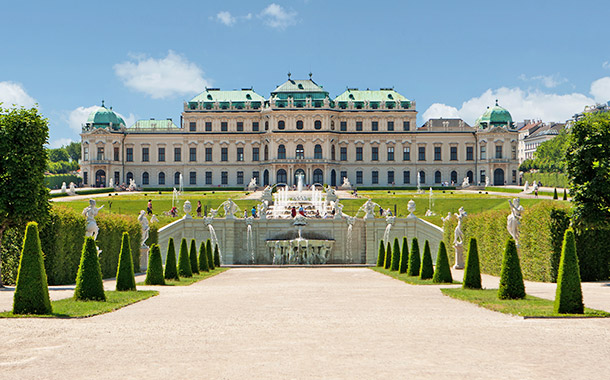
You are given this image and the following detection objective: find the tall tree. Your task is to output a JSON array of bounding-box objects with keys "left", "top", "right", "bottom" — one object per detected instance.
[
  {"left": 47, "top": 147, "right": 70, "bottom": 163},
  {"left": 64, "top": 141, "right": 81, "bottom": 161},
  {"left": 0, "top": 106, "right": 50, "bottom": 287}
]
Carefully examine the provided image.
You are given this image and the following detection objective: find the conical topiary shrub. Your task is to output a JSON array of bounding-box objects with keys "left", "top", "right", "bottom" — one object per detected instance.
[
  {"left": 563, "top": 188, "right": 567, "bottom": 200},
  {"left": 178, "top": 238, "right": 192, "bottom": 277},
  {"left": 554, "top": 229, "right": 584, "bottom": 314},
  {"left": 144, "top": 244, "right": 165, "bottom": 285},
  {"left": 376, "top": 240, "right": 385, "bottom": 267},
  {"left": 399, "top": 237, "right": 408, "bottom": 273},
  {"left": 189, "top": 239, "right": 199, "bottom": 274},
  {"left": 419, "top": 240, "right": 434, "bottom": 280},
  {"left": 407, "top": 237, "right": 421, "bottom": 276},
  {"left": 498, "top": 238, "right": 525, "bottom": 300},
  {"left": 207, "top": 240, "right": 215, "bottom": 270},
  {"left": 391, "top": 238, "right": 401, "bottom": 271},
  {"left": 384, "top": 242, "right": 392, "bottom": 269},
  {"left": 213, "top": 244, "right": 221, "bottom": 267},
  {"left": 432, "top": 241, "right": 453, "bottom": 283},
  {"left": 12, "top": 222, "right": 53, "bottom": 314},
  {"left": 73, "top": 236, "right": 106, "bottom": 301},
  {"left": 462, "top": 238, "right": 482, "bottom": 289},
  {"left": 116, "top": 232, "right": 136, "bottom": 291},
  {"left": 553, "top": 188, "right": 558, "bottom": 200},
  {"left": 199, "top": 241, "right": 210, "bottom": 272},
  {"left": 164, "top": 238, "right": 179, "bottom": 280}
]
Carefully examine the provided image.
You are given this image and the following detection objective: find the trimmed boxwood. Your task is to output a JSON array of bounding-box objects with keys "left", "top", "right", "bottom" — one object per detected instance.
[
  {"left": 419, "top": 240, "right": 434, "bottom": 280},
  {"left": 199, "top": 241, "right": 210, "bottom": 272},
  {"left": 12, "top": 222, "right": 53, "bottom": 314},
  {"left": 498, "top": 238, "right": 525, "bottom": 300},
  {"left": 462, "top": 238, "right": 481, "bottom": 289},
  {"left": 554, "top": 229, "right": 584, "bottom": 314},
  {"left": 189, "top": 239, "right": 199, "bottom": 274},
  {"left": 73, "top": 236, "right": 106, "bottom": 301},
  {"left": 432, "top": 241, "right": 453, "bottom": 283},
  {"left": 407, "top": 237, "right": 421, "bottom": 277},
  {"left": 116, "top": 232, "right": 136, "bottom": 291},
  {"left": 178, "top": 238, "right": 192, "bottom": 277},
  {"left": 399, "top": 237, "right": 408, "bottom": 274},
  {"left": 145, "top": 244, "right": 165, "bottom": 285},
  {"left": 384, "top": 242, "right": 391, "bottom": 269},
  {"left": 391, "top": 238, "right": 400, "bottom": 271},
  {"left": 164, "top": 238, "right": 179, "bottom": 280},
  {"left": 376, "top": 240, "right": 385, "bottom": 267},
  {"left": 206, "top": 240, "right": 215, "bottom": 270},
  {"left": 213, "top": 244, "right": 220, "bottom": 267}
]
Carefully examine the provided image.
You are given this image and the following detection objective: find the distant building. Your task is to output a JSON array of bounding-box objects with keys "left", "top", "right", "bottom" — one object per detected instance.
[
  {"left": 517, "top": 120, "right": 543, "bottom": 163},
  {"left": 522, "top": 123, "right": 565, "bottom": 161}
]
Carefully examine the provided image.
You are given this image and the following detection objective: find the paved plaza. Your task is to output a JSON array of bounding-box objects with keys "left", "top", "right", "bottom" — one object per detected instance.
[{"left": 1, "top": 268, "right": 609, "bottom": 379}]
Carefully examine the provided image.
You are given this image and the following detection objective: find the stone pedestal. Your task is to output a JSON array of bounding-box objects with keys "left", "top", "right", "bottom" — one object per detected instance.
[
  {"left": 140, "top": 246, "right": 149, "bottom": 272},
  {"left": 453, "top": 243, "right": 464, "bottom": 269}
]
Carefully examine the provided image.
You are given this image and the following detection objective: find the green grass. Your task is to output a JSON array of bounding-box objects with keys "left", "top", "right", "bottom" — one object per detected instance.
[
  {"left": 485, "top": 186, "right": 523, "bottom": 193},
  {"left": 441, "top": 288, "right": 610, "bottom": 318},
  {"left": 371, "top": 267, "right": 461, "bottom": 285},
  {"left": 0, "top": 290, "right": 158, "bottom": 318},
  {"left": 137, "top": 267, "right": 228, "bottom": 286}
]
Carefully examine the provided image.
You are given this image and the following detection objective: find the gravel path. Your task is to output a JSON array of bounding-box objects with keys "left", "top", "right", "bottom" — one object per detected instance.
[{"left": 1, "top": 268, "right": 609, "bottom": 379}]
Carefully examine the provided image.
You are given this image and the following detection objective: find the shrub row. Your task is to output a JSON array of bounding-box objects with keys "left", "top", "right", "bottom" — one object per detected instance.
[
  {"left": 44, "top": 174, "right": 81, "bottom": 189},
  {"left": 355, "top": 186, "right": 456, "bottom": 191},
  {"left": 522, "top": 172, "right": 568, "bottom": 188}
]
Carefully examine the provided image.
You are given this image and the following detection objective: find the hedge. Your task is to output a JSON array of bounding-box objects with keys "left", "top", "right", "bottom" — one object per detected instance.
[
  {"left": 178, "top": 238, "right": 192, "bottom": 277},
  {"left": 498, "top": 238, "right": 526, "bottom": 300},
  {"left": 462, "top": 238, "right": 481, "bottom": 289},
  {"left": 390, "top": 238, "right": 400, "bottom": 271},
  {"left": 50, "top": 187, "right": 114, "bottom": 198},
  {"left": 432, "top": 241, "right": 452, "bottom": 284},
  {"left": 164, "top": 238, "right": 179, "bottom": 280},
  {"left": 214, "top": 244, "right": 221, "bottom": 267},
  {"left": 45, "top": 174, "right": 81, "bottom": 189},
  {"left": 399, "top": 237, "right": 408, "bottom": 274},
  {"left": 207, "top": 240, "right": 215, "bottom": 270},
  {"left": 0, "top": 227, "right": 25, "bottom": 285},
  {"left": 73, "top": 237, "right": 106, "bottom": 301},
  {"left": 142, "top": 186, "right": 244, "bottom": 192},
  {"left": 116, "top": 232, "right": 136, "bottom": 291},
  {"left": 96, "top": 213, "right": 141, "bottom": 278},
  {"left": 554, "top": 229, "right": 583, "bottom": 314},
  {"left": 376, "top": 240, "right": 385, "bottom": 267},
  {"left": 145, "top": 244, "right": 165, "bottom": 285},
  {"left": 354, "top": 186, "right": 456, "bottom": 191},
  {"left": 199, "top": 241, "right": 209, "bottom": 272},
  {"left": 522, "top": 172, "right": 568, "bottom": 188},
  {"left": 189, "top": 239, "right": 199, "bottom": 274},
  {"left": 407, "top": 237, "right": 421, "bottom": 277},
  {"left": 384, "top": 242, "right": 391, "bottom": 269},
  {"left": 419, "top": 240, "right": 434, "bottom": 280}
]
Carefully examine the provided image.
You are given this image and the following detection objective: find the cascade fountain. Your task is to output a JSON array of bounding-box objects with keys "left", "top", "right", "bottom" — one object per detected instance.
[
  {"left": 345, "top": 216, "right": 355, "bottom": 263},
  {"left": 246, "top": 217, "right": 255, "bottom": 264},
  {"left": 425, "top": 187, "right": 436, "bottom": 216},
  {"left": 179, "top": 173, "right": 184, "bottom": 195},
  {"left": 382, "top": 216, "right": 395, "bottom": 243},
  {"left": 204, "top": 217, "right": 222, "bottom": 264},
  {"left": 416, "top": 173, "right": 424, "bottom": 194}
]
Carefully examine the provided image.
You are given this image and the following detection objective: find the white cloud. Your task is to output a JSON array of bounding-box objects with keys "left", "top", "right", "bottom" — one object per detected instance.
[
  {"left": 603, "top": 61, "right": 610, "bottom": 70},
  {"left": 590, "top": 77, "right": 610, "bottom": 103},
  {"left": 114, "top": 51, "right": 210, "bottom": 99},
  {"left": 260, "top": 3, "right": 297, "bottom": 30},
  {"left": 0, "top": 81, "right": 36, "bottom": 108},
  {"left": 216, "top": 11, "right": 236, "bottom": 26},
  {"left": 519, "top": 74, "right": 567, "bottom": 89},
  {"left": 422, "top": 103, "right": 460, "bottom": 121},
  {"left": 67, "top": 105, "right": 136, "bottom": 133},
  {"left": 48, "top": 137, "right": 74, "bottom": 149}
]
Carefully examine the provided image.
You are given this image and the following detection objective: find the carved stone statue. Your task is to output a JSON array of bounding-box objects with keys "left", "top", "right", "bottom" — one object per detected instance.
[
  {"left": 109, "top": 177, "right": 114, "bottom": 189},
  {"left": 339, "top": 177, "right": 352, "bottom": 190},
  {"left": 485, "top": 177, "right": 490, "bottom": 187},
  {"left": 363, "top": 199, "right": 376, "bottom": 219},
  {"left": 150, "top": 214, "right": 159, "bottom": 224},
  {"left": 82, "top": 199, "right": 104, "bottom": 240},
  {"left": 461, "top": 177, "right": 470, "bottom": 188},
  {"left": 334, "top": 201, "right": 344, "bottom": 219},
  {"left": 507, "top": 198, "right": 524, "bottom": 245},
  {"left": 441, "top": 212, "right": 452, "bottom": 225},
  {"left": 183, "top": 200, "right": 192, "bottom": 219},
  {"left": 524, "top": 181, "right": 529, "bottom": 192},
  {"left": 223, "top": 198, "right": 238, "bottom": 219},
  {"left": 453, "top": 207, "right": 467, "bottom": 246},
  {"left": 258, "top": 200, "right": 269, "bottom": 220},
  {"left": 326, "top": 186, "right": 337, "bottom": 203},
  {"left": 261, "top": 185, "right": 273, "bottom": 202},
  {"left": 61, "top": 182, "right": 67, "bottom": 193},
  {"left": 407, "top": 200, "right": 416, "bottom": 219},
  {"left": 247, "top": 177, "right": 257, "bottom": 191},
  {"left": 68, "top": 182, "right": 76, "bottom": 195},
  {"left": 138, "top": 210, "right": 149, "bottom": 247}
]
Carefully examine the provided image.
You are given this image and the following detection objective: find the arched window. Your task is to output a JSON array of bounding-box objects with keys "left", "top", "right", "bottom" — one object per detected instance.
[
  {"left": 313, "top": 169, "right": 323, "bottom": 184},
  {"left": 263, "top": 170, "right": 269, "bottom": 186},
  {"left": 331, "top": 145, "right": 336, "bottom": 160},
  {"left": 331, "top": 169, "right": 337, "bottom": 187},
  {"left": 419, "top": 171, "right": 425, "bottom": 184},
  {"left": 158, "top": 172, "right": 165, "bottom": 185},
  {"left": 467, "top": 170, "right": 474, "bottom": 184},
  {"left": 264, "top": 145, "right": 269, "bottom": 161},
  {"left": 126, "top": 172, "right": 133, "bottom": 183},
  {"left": 174, "top": 172, "right": 181, "bottom": 185},
  {"left": 296, "top": 144, "right": 304, "bottom": 159},
  {"left": 142, "top": 171, "right": 149, "bottom": 185},
  {"left": 434, "top": 170, "right": 441, "bottom": 184},
  {"left": 265, "top": 121, "right": 269, "bottom": 130},
  {"left": 314, "top": 144, "right": 323, "bottom": 159},
  {"left": 314, "top": 120, "right": 322, "bottom": 130},
  {"left": 277, "top": 144, "right": 286, "bottom": 159},
  {"left": 278, "top": 120, "right": 285, "bottom": 130},
  {"left": 296, "top": 120, "right": 304, "bottom": 130},
  {"left": 450, "top": 170, "right": 457, "bottom": 184},
  {"left": 277, "top": 169, "right": 287, "bottom": 184}
]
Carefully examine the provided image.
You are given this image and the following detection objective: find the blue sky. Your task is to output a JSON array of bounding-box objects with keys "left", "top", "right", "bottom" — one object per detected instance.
[{"left": 1, "top": 0, "right": 609, "bottom": 148}]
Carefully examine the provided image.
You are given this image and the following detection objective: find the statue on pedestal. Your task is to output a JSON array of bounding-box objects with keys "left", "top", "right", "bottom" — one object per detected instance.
[
  {"left": 507, "top": 198, "right": 524, "bottom": 245},
  {"left": 138, "top": 210, "right": 149, "bottom": 247},
  {"left": 453, "top": 207, "right": 467, "bottom": 269},
  {"left": 82, "top": 199, "right": 104, "bottom": 240}
]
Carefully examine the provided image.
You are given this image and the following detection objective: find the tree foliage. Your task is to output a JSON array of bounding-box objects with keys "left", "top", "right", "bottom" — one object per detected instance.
[
  {"left": 213, "top": 244, "right": 220, "bottom": 267},
  {"left": 520, "top": 129, "right": 570, "bottom": 173},
  {"left": 432, "top": 241, "right": 453, "bottom": 283},
  {"left": 391, "top": 238, "right": 400, "bottom": 271},
  {"left": 116, "top": 232, "right": 136, "bottom": 291},
  {"left": 376, "top": 240, "right": 385, "bottom": 267},
  {"left": 407, "top": 237, "right": 420, "bottom": 277},
  {"left": 207, "top": 240, "right": 215, "bottom": 270},
  {"left": 384, "top": 242, "right": 391, "bottom": 269},
  {"left": 399, "top": 237, "right": 408, "bottom": 274},
  {"left": 498, "top": 238, "right": 526, "bottom": 300},
  {"left": 145, "top": 244, "right": 165, "bottom": 285},
  {"left": 164, "top": 238, "right": 178, "bottom": 280},
  {"left": 419, "top": 240, "right": 434, "bottom": 280},
  {"left": 48, "top": 147, "right": 70, "bottom": 163},
  {"left": 74, "top": 237, "right": 106, "bottom": 301},
  {"left": 178, "top": 238, "right": 192, "bottom": 277},
  {"left": 199, "top": 241, "right": 209, "bottom": 272},
  {"left": 554, "top": 229, "right": 583, "bottom": 314},
  {"left": 462, "top": 238, "right": 482, "bottom": 289},
  {"left": 65, "top": 141, "right": 81, "bottom": 161},
  {"left": 189, "top": 239, "right": 199, "bottom": 274}
]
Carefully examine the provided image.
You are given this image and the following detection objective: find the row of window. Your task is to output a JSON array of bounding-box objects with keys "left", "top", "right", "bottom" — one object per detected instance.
[{"left": 184, "top": 119, "right": 412, "bottom": 132}]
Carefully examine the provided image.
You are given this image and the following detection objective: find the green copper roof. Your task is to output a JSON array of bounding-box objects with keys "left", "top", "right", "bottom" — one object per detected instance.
[
  {"left": 86, "top": 101, "right": 126, "bottom": 130},
  {"left": 334, "top": 88, "right": 410, "bottom": 102},
  {"left": 129, "top": 119, "right": 179, "bottom": 129},
  {"left": 475, "top": 101, "right": 513, "bottom": 129},
  {"left": 271, "top": 79, "right": 328, "bottom": 95},
  {"left": 190, "top": 88, "right": 265, "bottom": 103}
]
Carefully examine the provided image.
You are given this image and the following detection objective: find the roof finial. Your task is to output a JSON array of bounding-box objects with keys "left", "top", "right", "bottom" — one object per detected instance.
[
  {"left": 287, "top": 72, "right": 291, "bottom": 80},
  {"left": 101, "top": 99, "right": 105, "bottom": 107},
  {"left": 309, "top": 72, "right": 312, "bottom": 79},
  {"left": 495, "top": 99, "right": 499, "bottom": 106}
]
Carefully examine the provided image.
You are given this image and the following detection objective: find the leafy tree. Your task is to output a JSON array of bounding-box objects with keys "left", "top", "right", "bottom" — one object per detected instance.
[
  {"left": 532, "top": 129, "right": 570, "bottom": 172},
  {"left": 206, "top": 240, "right": 215, "bottom": 270},
  {"left": 164, "top": 238, "right": 178, "bottom": 280},
  {"left": 178, "top": 238, "right": 192, "bottom": 277},
  {"left": 554, "top": 229, "right": 584, "bottom": 314},
  {"left": 145, "top": 244, "right": 165, "bottom": 285},
  {"left": 12, "top": 222, "right": 52, "bottom": 314},
  {"left": 198, "top": 241, "right": 209, "bottom": 272},
  {"left": 399, "top": 237, "right": 408, "bottom": 273},
  {"left": 432, "top": 241, "right": 453, "bottom": 283},
  {"left": 498, "top": 238, "right": 525, "bottom": 300},
  {"left": 419, "top": 240, "right": 434, "bottom": 280},
  {"left": 376, "top": 240, "right": 385, "bottom": 267},
  {"left": 462, "top": 238, "right": 482, "bottom": 289},
  {"left": 407, "top": 237, "right": 420, "bottom": 276},
  {"left": 0, "top": 106, "right": 50, "bottom": 287},
  {"left": 384, "top": 242, "right": 391, "bottom": 269},
  {"left": 73, "top": 237, "right": 105, "bottom": 301},
  {"left": 390, "top": 238, "right": 400, "bottom": 271},
  {"left": 563, "top": 188, "right": 567, "bottom": 201},
  {"left": 213, "top": 243, "right": 220, "bottom": 267},
  {"left": 189, "top": 239, "right": 199, "bottom": 274},
  {"left": 48, "top": 147, "right": 70, "bottom": 163},
  {"left": 65, "top": 141, "right": 81, "bottom": 161},
  {"left": 116, "top": 232, "right": 136, "bottom": 291}
]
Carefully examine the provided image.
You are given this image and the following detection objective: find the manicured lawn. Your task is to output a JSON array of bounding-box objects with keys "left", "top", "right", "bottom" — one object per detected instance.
[
  {"left": 138, "top": 267, "right": 229, "bottom": 286},
  {"left": 485, "top": 186, "right": 523, "bottom": 193},
  {"left": 0, "top": 290, "right": 158, "bottom": 318},
  {"left": 371, "top": 267, "right": 460, "bottom": 285},
  {"left": 441, "top": 288, "right": 610, "bottom": 318}
]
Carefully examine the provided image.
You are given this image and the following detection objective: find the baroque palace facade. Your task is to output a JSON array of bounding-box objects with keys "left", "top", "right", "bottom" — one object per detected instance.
[{"left": 80, "top": 76, "right": 519, "bottom": 188}]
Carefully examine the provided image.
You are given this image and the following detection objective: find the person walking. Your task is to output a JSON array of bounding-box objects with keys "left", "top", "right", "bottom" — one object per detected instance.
[
  {"left": 196, "top": 201, "right": 202, "bottom": 217},
  {"left": 147, "top": 200, "right": 153, "bottom": 215}
]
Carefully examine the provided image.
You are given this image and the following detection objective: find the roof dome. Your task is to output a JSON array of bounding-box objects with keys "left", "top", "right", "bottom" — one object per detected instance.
[
  {"left": 86, "top": 101, "right": 126, "bottom": 130},
  {"left": 475, "top": 100, "right": 513, "bottom": 129}
]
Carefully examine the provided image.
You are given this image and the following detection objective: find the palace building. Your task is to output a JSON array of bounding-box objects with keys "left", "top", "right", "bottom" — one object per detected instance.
[{"left": 80, "top": 76, "right": 519, "bottom": 188}]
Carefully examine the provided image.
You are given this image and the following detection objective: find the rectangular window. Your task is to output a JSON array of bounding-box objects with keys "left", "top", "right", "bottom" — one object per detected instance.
[
  {"left": 434, "top": 146, "right": 441, "bottom": 161},
  {"left": 158, "top": 147, "right": 165, "bottom": 162},
  {"left": 221, "top": 147, "right": 228, "bottom": 162},
  {"left": 174, "top": 147, "right": 181, "bottom": 162},
  {"left": 237, "top": 171, "right": 244, "bottom": 185},
  {"left": 340, "top": 147, "right": 347, "bottom": 161},
  {"left": 126, "top": 147, "right": 133, "bottom": 162},
  {"left": 237, "top": 147, "right": 244, "bottom": 161},
  {"left": 387, "top": 170, "right": 394, "bottom": 184},
  {"left": 387, "top": 146, "right": 394, "bottom": 161},
  {"left": 480, "top": 170, "right": 486, "bottom": 185},
  {"left": 403, "top": 121, "right": 410, "bottom": 131},
  {"left": 252, "top": 171, "right": 259, "bottom": 184},
  {"left": 189, "top": 147, "right": 196, "bottom": 162},
  {"left": 512, "top": 170, "right": 517, "bottom": 183},
  {"left": 189, "top": 122, "right": 196, "bottom": 132},
  {"left": 372, "top": 121, "right": 378, "bottom": 131},
  {"left": 83, "top": 172, "right": 88, "bottom": 184},
  {"left": 221, "top": 171, "right": 228, "bottom": 185},
  {"left": 205, "top": 171, "right": 212, "bottom": 185},
  {"left": 142, "top": 174, "right": 149, "bottom": 185},
  {"left": 83, "top": 147, "right": 89, "bottom": 161},
  {"left": 340, "top": 121, "right": 347, "bottom": 131},
  {"left": 450, "top": 146, "right": 457, "bottom": 161},
  {"left": 205, "top": 147, "right": 212, "bottom": 162},
  {"left": 356, "top": 147, "right": 363, "bottom": 161},
  {"left": 252, "top": 122, "right": 259, "bottom": 132},
  {"left": 205, "top": 121, "right": 212, "bottom": 131},
  {"left": 403, "top": 170, "right": 410, "bottom": 184},
  {"left": 387, "top": 121, "right": 394, "bottom": 131},
  {"left": 189, "top": 171, "right": 196, "bottom": 185},
  {"left": 480, "top": 146, "right": 486, "bottom": 160},
  {"left": 221, "top": 122, "right": 228, "bottom": 132},
  {"left": 496, "top": 145, "right": 503, "bottom": 159},
  {"left": 467, "top": 146, "right": 474, "bottom": 161},
  {"left": 418, "top": 146, "right": 426, "bottom": 161},
  {"left": 97, "top": 147, "right": 104, "bottom": 160},
  {"left": 356, "top": 121, "right": 363, "bottom": 131},
  {"left": 372, "top": 170, "right": 379, "bottom": 184},
  {"left": 512, "top": 145, "right": 517, "bottom": 160},
  {"left": 356, "top": 171, "right": 363, "bottom": 184},
  {"left": 372, "top": 147, "right": 379, "bottom": 161},
  {"left": 403, "top": 147, "right": 410, "bottom": 161},
  {"left": 114, "top": 147, "right": 119, "bottom": 161},
  {"left": 340, "top": 171, "right": 347, "bottom": 184},
  {"left": 237, "top": 121, "right": 243, "bottom": 132},
  {"left": 252, "top": 147, "right": 259, "bottom": 161},
  {"left": 142, "top": 147, "right": 149, "bottom": 162}
]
